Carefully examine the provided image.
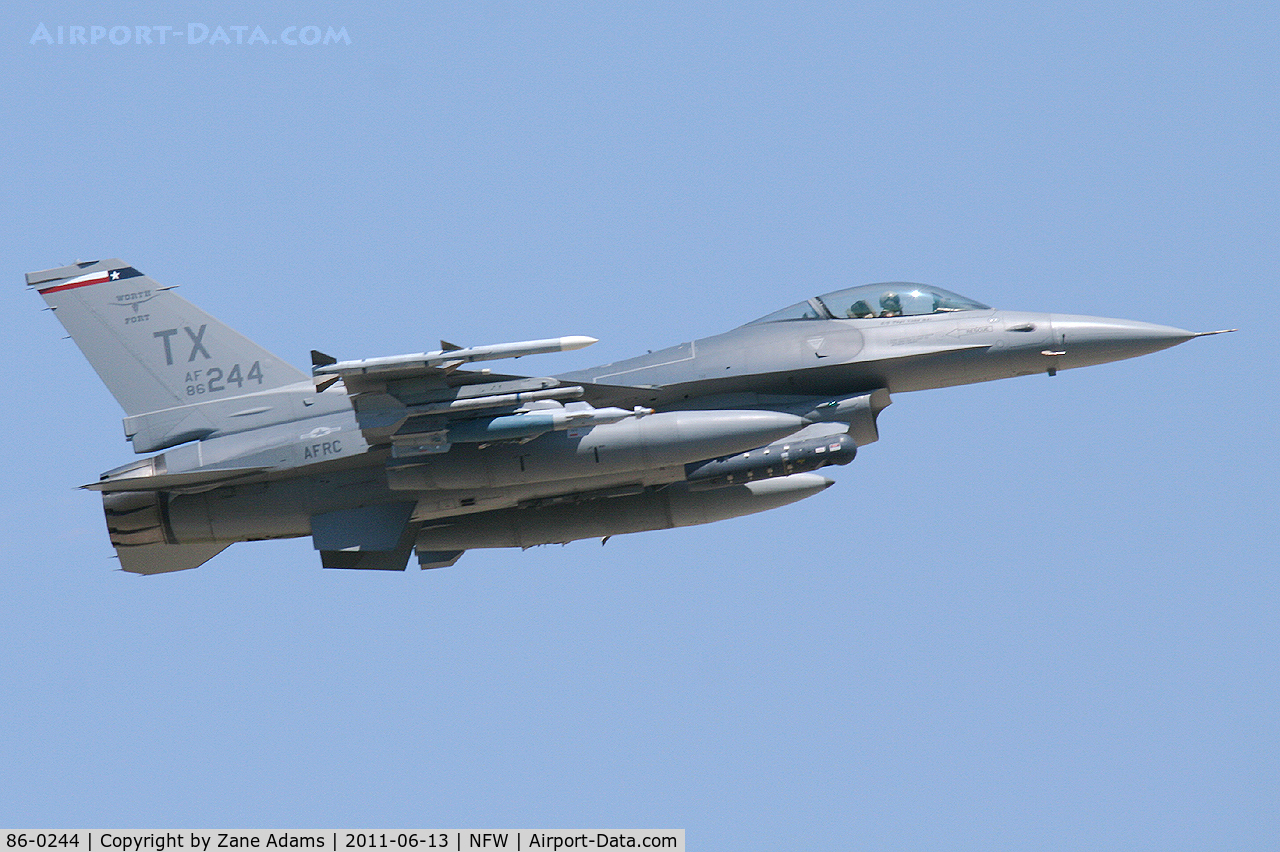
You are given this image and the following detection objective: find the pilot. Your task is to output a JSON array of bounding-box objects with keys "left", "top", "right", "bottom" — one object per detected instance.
[
  {"left": 846, "top": 299, "right": 875, "bottom": 319},
  {"left": 879, "top": 292, "right": 902, "bottom": 317},
  {"left": 931, "top": 292, "right": 958, "bottom": 313}
]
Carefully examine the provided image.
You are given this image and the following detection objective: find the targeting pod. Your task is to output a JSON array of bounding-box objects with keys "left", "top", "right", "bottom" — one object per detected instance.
[{"left": 684, "top": 432, "right": 856, "bottom": 489}]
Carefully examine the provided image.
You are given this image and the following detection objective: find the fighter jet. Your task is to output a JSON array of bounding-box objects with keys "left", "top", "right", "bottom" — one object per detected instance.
[{"left": 27, "top": 260, "right": 1232, "bottom": 574}]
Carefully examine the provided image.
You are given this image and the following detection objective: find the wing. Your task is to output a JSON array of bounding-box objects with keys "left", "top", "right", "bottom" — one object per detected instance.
[
  {"left": 311, "top": 336, "right": 655, "bottom": 457},
  {"left": 303, "top": 335, "right": 677, "bottom": 570}
]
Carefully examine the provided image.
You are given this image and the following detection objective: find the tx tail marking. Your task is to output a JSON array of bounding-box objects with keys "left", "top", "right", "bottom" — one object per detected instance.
[
  {"left": 185, "top": 324, "right": 211, "bottom": 361},
  {"left": 154, "top": 324, "right": 211, "bottom": 365}
]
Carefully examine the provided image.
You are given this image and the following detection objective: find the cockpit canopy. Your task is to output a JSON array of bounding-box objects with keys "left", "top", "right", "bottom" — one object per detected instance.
[{"left": 746, "top": 283, "right": 991, "bottom": 325}]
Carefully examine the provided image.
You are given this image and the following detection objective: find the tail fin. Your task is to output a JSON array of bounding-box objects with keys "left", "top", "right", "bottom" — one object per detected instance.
[{"left": 28, "top": 259, "right": 306, "bottom": 416}]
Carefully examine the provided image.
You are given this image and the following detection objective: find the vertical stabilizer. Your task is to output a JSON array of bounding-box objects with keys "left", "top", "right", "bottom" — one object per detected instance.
[{"left": 27, "top": 259, "right": 306, "bottom": 418}]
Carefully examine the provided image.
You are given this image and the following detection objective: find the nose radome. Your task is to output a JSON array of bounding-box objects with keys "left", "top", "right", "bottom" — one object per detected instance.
[{"left": 1047, "top": 315, "right": 1203, "bottom": 367}]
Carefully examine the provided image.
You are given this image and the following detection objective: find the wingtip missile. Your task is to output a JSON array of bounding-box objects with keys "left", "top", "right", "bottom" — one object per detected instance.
[
  {"left": 557, "top": 335, "right": 598, "bottom": 351},
  {"left": 314, "top": 335, "right": 600, "bottom": 376}
]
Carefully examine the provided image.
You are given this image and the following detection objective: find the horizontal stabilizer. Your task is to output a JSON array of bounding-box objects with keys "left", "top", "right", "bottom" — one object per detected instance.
[
  {"left": 117, "top": 542, "right": 230, "bottom": 575},
  {"left": 85, "top": 465, "right": 270, "bottom": 492},
  {"left": 321, "top": 546, "right": 415, "bottom": 570},
  {"left": 417, "top": 549, "right": 464, "bottom": 570}
]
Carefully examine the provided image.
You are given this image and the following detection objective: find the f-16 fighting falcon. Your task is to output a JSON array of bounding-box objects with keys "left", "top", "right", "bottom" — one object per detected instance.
[{"left": 27, "top": 259, "right": 1232, "bottom": 574}]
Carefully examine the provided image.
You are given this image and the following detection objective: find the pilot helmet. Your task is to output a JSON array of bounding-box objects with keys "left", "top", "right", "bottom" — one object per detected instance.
[{"left": 847, "top": 299, "right": 873, "bottom": 318}]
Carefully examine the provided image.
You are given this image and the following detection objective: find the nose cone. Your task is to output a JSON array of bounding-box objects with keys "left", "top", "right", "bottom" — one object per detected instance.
[{"left": 1047, "top": 315, "right": 1200, "bottom": 369}]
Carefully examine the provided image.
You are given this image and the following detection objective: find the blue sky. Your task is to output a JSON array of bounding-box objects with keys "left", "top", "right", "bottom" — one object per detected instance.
[{"left": 2, "top": 2, "right": 1277, "bottom": 847}]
